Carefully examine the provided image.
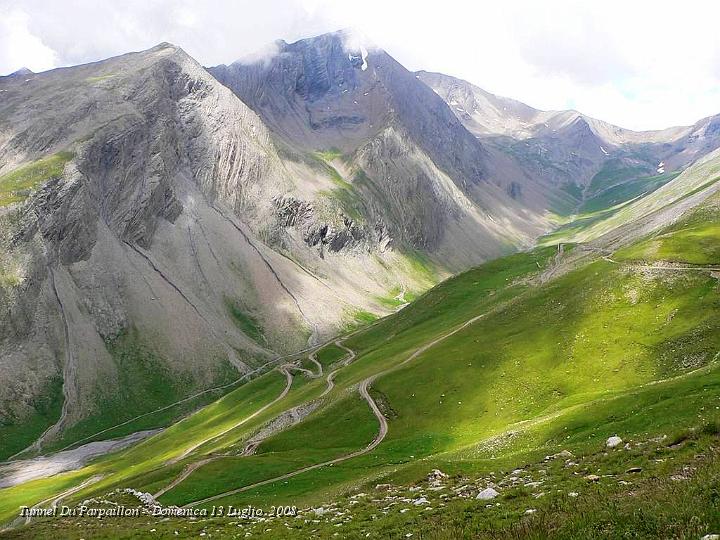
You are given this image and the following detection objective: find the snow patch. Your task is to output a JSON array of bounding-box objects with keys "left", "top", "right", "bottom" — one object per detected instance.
[
  {"left": 657, "top": 161, "right": 665, "bottom": 174},
  {"left": 600, "top": 146, "right": 609, "bottom": 156}
]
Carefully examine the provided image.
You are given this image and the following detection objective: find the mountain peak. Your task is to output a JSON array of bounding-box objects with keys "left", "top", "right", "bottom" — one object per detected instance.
[
  {"left": 6, "top": 66, "right": 34, "bottom": 77},
  {"left": 150, "top": 41, "right": 179, "bottom": 51}
]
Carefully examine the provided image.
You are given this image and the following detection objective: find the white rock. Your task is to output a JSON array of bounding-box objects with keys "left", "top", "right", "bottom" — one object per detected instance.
[
  {"left": 476, "top": 488, "right": 500, "bottom": 500},
  {"left": 427, "top": 469, "right": 448, "bottom": 480},
  {"left": 606, "top": 435, "right": 623, "bottom": 448},
  {"left": 568, "top": 492, "right": 579, "bottom": 497},
  {"left": 413, "top": 497, "right": 429, "bottom": 506},
  {"left": 524, "top": 509, "right": 537, "bottom": 515},
  {"left": 701, "top": 535, "right": 720, "bottom": 540}
]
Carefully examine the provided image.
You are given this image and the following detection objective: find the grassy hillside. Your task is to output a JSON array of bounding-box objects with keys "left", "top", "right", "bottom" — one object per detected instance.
[
  {"left": 2, "top": 188, "right": 719, "bottom": 538},
  {"left": 616, "top": 190, "right": 720, "bottom": 265},
  {"left": 541, "top": 149, "right": 720, "bottom": 245}
]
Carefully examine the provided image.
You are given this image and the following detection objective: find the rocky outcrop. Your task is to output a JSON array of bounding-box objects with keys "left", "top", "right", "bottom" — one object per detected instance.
[{"left": 272, "top": 194, "right": 391, "bottom": 254}]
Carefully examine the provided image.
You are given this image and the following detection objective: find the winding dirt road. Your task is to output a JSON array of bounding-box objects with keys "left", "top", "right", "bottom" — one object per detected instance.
[
  {"left": 183, "top": 364, "right": 387, "bottom": 508},
  {"left": 321, "top": 341, "right": 356, "bottom": 397},
  {"left": 11, "top": 333, "right": 350, "bottom": 462},
  {"left": 154, "top": 366, "right": 295, "bottom": 498},
  {"left": 308, "top": 351, "right": 323, "bottom": 378},
  {"left": 182, "top": 304, "right": 508, "bottom": 508},
  {"left": 167, "top": 367, "right": 293, "bottom": 465}
]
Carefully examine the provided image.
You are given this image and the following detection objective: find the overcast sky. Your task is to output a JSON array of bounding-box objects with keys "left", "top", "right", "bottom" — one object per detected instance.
[{"left": 2, "top": 0, "right": 719, "bottom": 130}]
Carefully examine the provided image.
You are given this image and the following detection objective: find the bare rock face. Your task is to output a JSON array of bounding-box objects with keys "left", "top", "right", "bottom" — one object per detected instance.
[
  {"left": 0, "top": 44, "right": 292, "bottom": 454},
  {"left": 271, "top": 195, "right": 378, "bottom": 254}
]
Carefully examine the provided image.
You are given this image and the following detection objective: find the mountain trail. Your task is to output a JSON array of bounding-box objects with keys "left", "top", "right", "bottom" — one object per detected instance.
[
  {"left": 182, "top": 295, "right": 523, "bottom": 507},
  {"left": 183, "top": 345, "right": 388, "bottom": 508}
]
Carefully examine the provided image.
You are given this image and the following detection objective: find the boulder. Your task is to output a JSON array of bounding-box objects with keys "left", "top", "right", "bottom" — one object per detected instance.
[
  {"left": 606, "top": 436, "right": 623, "bottom": 448},
  {"left": 476, "top": 487, "right": 500, "bottom": 500}
]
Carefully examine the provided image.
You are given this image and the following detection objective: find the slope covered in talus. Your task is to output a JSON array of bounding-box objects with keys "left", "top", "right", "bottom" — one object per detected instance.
[
  {"left": 0, "top": 42, "right": 433, "bottom": 459},
  {"left": 210, "top": 30, "right": 552, "bottom": 270}
]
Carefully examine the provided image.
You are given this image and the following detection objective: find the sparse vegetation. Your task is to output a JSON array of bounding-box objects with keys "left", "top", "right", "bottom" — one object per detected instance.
[
  {"left": 0, "top": 151, "right": 73, "bottom": 206},
  {"left": 225, "top": 298, "right": 265, "bottom": 343},
  {"left": 0, "top": 377, "right": 64, "bottom": 460}
]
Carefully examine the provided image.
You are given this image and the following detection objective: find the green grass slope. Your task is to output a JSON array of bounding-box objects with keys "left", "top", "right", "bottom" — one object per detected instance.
[
  {"left": 541, "top": 148, "right": 720, "bottom": 245},
  {"left": 0, "top": 152, "right": 73, "bottom": 207}
]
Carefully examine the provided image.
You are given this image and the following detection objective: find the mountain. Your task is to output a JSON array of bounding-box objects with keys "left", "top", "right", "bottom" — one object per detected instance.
[
  {"left": 3, "top": 67, "right": 34, "bottom": 78},
  {"left": 0, "top": 34, "right": 561, "bottom": 459},
  {"left": 209, "top": 30, "right": 553, "bottom": 268},
  {"left": 417, "top": 71, "right": 720, "bottom": 216},
  {"left": 0, "top": 41, "right": 451, "bottom": 458},
  {"left": 2, "top": 29, "right": 720, "bottom": 540},
  {"left": 3, "top": 150, "right": 719, "bottom": 538}
]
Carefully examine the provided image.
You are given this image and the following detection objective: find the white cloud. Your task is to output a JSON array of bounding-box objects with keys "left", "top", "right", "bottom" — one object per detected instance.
[
  {"left": 1, "top": 0, "right": 719, "bottom": 130},
  {"left": 0, "top": 6, "right": 57, "bottom": 73}
]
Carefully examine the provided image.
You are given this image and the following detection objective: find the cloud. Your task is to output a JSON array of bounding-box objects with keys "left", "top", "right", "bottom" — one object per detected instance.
[
  {"left": 1, "top": 0, "right": 719, "bottom": 130},
  {"left": 0, "top": 6, "right": 57, "bottom": 73}
]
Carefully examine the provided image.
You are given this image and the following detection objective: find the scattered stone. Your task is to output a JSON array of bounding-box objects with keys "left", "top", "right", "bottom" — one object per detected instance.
[
  {"left": 375, "top": 484, "right": 393, "bottom": 491},
  {"left": 476, "top": 488, "right": 500, "bottom": 500},
  {"left": 412, "top": 497, "right": 429, "bottom": 506},
  {"left": 701, "top": 534, "right": 720, "bottom": 540},
  {"left": 427, "top": 469, "right": 448, "bottom": 484},
  {"left": 568, "top": 492, "right": 579, "bottom": 497},
  {"left": 585, "top": 474, "right": 601, "bottom": 482},
  {"left": 606, "top": 436, "right": 623, "bottom": 448},
  {"left": 626, "top": 467, "right": 642, "bottom": 473},
  {"left": 544, "top": 449, "right": 573, "bottom": 461},
  {"left": 671, "top": 474, "right": 688, "bottom": 482},
  {"left": 524, "top": 509, "right": 537, "bottom": 515}
]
